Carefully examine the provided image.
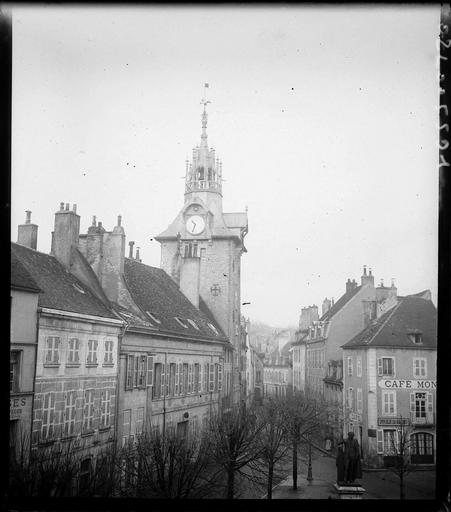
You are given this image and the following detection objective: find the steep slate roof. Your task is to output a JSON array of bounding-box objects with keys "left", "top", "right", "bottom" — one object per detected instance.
[
  {"left": 11, "top": 250, "right": 40, "bottom": 292},
  {"left": 320, "top": 285, "right": 362, "bottom": 321},
  {"left": 123, "top": 257, "right": 227, "bottom": 341},
  {"left": 11, "top": 243, "right": 117, "bottom": 319},
  {"left": 342, "top": 294, "right": 437, "bottom": 349}
]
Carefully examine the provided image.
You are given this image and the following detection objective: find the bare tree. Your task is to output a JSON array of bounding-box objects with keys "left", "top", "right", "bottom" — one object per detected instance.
[
  {"left": 118, "top": 427, "right": 218, "bottom": 498},
  {"left": 281, "top": 390, "right": 325, "bottom": 490},
  {"left": 9, "top": 431, "right": 122, "bottom": 498},
  {"left": 250, "top": 397, "right": 290, "bottom": 498},
  {"left": 208, "top": 402, "right": 265, "bottom": 499},
  {"left": 385, "top": 418, "right": 415, "bottom": 500},
  {"left": 9, "top": 437, "right": 80, "bottom": 497}
]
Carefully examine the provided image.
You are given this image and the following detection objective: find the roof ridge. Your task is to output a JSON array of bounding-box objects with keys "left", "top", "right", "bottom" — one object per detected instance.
[{"left": 365, "top": 298, "right": 403, "bottom": 345}]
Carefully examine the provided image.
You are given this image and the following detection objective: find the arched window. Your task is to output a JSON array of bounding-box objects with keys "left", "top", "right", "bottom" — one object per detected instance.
[{"left": 410, "top": 432, "right": 434, "bottom": 464}]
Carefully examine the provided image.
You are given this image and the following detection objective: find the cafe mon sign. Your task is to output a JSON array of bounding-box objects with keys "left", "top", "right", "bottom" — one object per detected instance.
[{"left": 378, "top": 379, "right": 436, "bottom": 390}]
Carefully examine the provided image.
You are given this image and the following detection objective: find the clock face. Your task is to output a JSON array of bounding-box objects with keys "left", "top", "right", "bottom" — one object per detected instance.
[{"left": 186, "top": 215, "right": 205, "bottom": 235}]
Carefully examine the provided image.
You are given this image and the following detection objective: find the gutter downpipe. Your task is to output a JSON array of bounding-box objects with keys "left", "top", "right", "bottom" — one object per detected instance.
[
  {"left": 162, "top": 351, "right": 168, "bottom": 450},
  {"left": 115, "top": 320, "right": 129, "bottom": 449}
]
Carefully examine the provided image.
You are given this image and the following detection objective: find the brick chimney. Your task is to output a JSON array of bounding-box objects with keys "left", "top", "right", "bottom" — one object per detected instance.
[
  {"left": 361, "top": 265, "right": 375, "bottom": 287},
  {"left": 322, "top": 298, "right": 332, "bottom": 316},
  {"left": 100, "top": 215, "right": 126, "bottom": 303},
  {"left": 376, "top": 277, "right": 397, "bottom": 303},
  {"left": 179, "top": 250, "right": 200, "bottom": 309},
  {"left": 299, "top": 305, "right": 319, "bottom": 330},
  {"left": 51, "top": 203, "right": 80, "bottom": 268},
  {"left": 17, "top": 210, "right": 38, "bottom": 249}
]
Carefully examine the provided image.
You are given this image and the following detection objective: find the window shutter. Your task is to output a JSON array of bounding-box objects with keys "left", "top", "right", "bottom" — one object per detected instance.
[
  {"left": 141, "top": 355, "right": 147, "bottom": 387},
  {"left": 178, "top": 363, "right": 183, "bottom": 395},
  {"left": 46, "top": 339, "right": 52, "bottom": 362},
  {"left": 376, "top": 429, "right": 383, "bottom": 454},
  {"left": 209, "top": 363, "right": 214, "bottom": 392},
  {"left": 218, "top": 364, "right": 223, "bottom": 391},
  {"left": 94, "top": 340, "right": 98, "bottom": 363},
  {"left": 54, "top": 338, "right": 60, "bottom": 363},
  {"left": 147, "top": 356, "right": 154, "bottom": 387},
  {"left": 198, "top": 364, "right": 202, "bottom": 393},
  {"left": 427, "top": 393, "right": 433, "bottom": 412},
  {"left": 125, "top": 355, "right": 133, "bottom": 389},
  {"left": 161, "top": 364, "right": 166, "bottom": 398},
  {"left": 175, "top": 362, "right": 179, "bottom": 395},
  {"left": 187, "top": 364, "right": 192, "bottom": 393},
  {"left": 410, "top": 392, "right": 415, "bottom": 413},
  {"left": 377, "top": 358, "right": 383, "bottom": 376},
  {"left": 413, "top": 359, "right": 417, "bottom": 377},
  {"left": 75, "top": 339, "right": 80, "bottom": 363},
  {"left": 392, "top": 358, "right": 396, "bottom": 377}
]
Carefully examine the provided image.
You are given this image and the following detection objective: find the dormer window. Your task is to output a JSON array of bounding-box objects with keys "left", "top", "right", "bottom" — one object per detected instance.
[
  {"left": 207, "top": 323, "right": 219, "bottom": 335},
  {"left": 146, "top": 311, "right": 161, "bottom": 324},
  {"left": 187, "top": 319, "right": 199, "bottom": 330},
  {"left": 408, "top": 331, "right": 423, "bottom": 344},
  {"left": 72, "top": 283, "right": 86, "bottom": 294},
  {"left": 175, "top": 317, "right": 188, "bottom": 329}
]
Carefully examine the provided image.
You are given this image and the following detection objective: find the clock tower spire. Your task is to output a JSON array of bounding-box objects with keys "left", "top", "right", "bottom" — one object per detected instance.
[
  {"left": 156, "top": 87, "right": 248, "bottom": 406},
  {"left": 185, "top": 86, "right": 223, "bottom": 214}
]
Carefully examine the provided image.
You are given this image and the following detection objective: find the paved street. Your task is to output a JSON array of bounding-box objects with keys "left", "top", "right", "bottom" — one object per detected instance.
[{"left": 270, "top": 453, "right": 436, "bottom": 500}]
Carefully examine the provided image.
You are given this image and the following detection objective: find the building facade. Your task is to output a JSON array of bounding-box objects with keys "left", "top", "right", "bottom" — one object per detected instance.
[
  {"left": 302, "top": 267, "right": 397, "bottom": 440},
  {"left": 12, "top": 211, "right": 124, "bottom": 476},
  {"left": 10, "top": 240, "right": 40, "bottom": 459},
  {"left": 74, "top": 210, "right": 229, "bottom": 445},
  {"left": 342, "top": 291, "right": 437, "bottom": 468},
  {"left": 155, "top": 100, "right": 248, "bottom": 407}
]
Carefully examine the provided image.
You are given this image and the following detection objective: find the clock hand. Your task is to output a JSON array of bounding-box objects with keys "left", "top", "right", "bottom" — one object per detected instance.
[{"left": 191, "top": 220, "right": 196, "bottom": 230}]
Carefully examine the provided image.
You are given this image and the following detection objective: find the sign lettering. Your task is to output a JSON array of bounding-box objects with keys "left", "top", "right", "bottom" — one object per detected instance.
[{"left": 378, "top": 379, "right": 436, "bottom": 390}]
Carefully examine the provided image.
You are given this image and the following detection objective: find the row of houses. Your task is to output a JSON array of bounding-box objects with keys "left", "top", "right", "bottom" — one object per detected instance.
[
  {"left": 10, "top": 104, "right": 249, "bottom": 482},
  {"left": 290, "top": 267, "right": 437, "bottom": 468}
]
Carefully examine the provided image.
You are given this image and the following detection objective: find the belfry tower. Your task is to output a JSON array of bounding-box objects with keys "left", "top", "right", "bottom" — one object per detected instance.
[{"left": 156, "top": 88, "right": 248, "bottom": 405}]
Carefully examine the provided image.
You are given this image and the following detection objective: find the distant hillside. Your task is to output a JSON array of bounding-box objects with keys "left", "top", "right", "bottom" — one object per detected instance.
[{"left": 248, "top": 320, "right": 296, "bottom": 353}]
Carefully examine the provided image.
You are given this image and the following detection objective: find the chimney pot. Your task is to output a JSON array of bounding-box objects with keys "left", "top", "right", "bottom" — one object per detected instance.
[
  {"left": 380, "top": 278, "right": 384, "bottom": 287},
  {"left": 117, "top": 215, "right": 122, "bottom": 226},
  {"left": 363, "top": 265, "right": 367, "bottom": 276},
  {"left": 60, "top": 202, "right": 65, "bottom": 211},
  {"left": 65, "top": 203, "right": 70, "bottom": 211},
  {"left": 391, "top": 278, "right": 395, "bottom": 288},
  {"left": 98, "top": 221, "right": 102, "bottom": 228},
  {"left": 136, "top": 247, "right": 141, "bottom": 261},
  {"left": 369, "top": 268, "right": 372, "bottom": 276},
  {"left": 73, "top": 204, "right": 77, "bottom": 213},
  {"left": 92, "top": 215, "right": 96, "bottom": 226},
  {"left": 25, "top": 210, "right": 31, "bottom": 224},
  {"left": 129, "top": 241, "right": 135, "bottom": 258}
]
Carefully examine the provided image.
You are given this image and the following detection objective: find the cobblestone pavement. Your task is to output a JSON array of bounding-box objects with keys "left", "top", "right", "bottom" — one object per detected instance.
[{"left": 269, "top": 453, "right": 436, "bottom": 500}]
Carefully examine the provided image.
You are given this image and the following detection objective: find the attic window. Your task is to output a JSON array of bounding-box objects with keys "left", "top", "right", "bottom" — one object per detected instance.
[
  {"left": 72, "top": 283, "right": 85, "bottom": 294},
  {"left": 187, "top": 319, "right": 199, "bottom": 330},
  {"left": 175, "top": 317, "right": 188, "bottom": 329},
  {"left": 146, "top": 312, "right": 161, "bottom": 324},
  {"left": 408, "top": 332, "right": 423, "bottom": 344},
  {"left": 207, "top": 323, "right": 219, "bottom": 335}
]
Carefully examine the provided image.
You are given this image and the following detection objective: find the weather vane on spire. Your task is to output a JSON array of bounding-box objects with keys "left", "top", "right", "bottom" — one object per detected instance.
[{"left": 201, "top": 83, "right": 211, "bottom": 110}]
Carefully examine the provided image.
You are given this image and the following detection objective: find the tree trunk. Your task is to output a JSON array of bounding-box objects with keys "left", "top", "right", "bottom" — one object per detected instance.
[
  {"left": 292, "top": 437, "right": 298, "bottom": 490},
  {"left": 400, "top": 473, "right": 405, "bottom": 500},
  {"left": 227, "top": 467, "right": 235, "bottom": 499},
  {"left": 267, "top": 461, "right": 274, "bottom": 499}
]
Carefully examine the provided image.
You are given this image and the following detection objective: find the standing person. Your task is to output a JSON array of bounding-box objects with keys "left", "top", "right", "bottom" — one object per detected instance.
[
  {"left": 336, "top": 439, "right": 345, "bottom": 484},
  {"left": 343, "top": 432, "right": 362, "bottom": 483}
]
